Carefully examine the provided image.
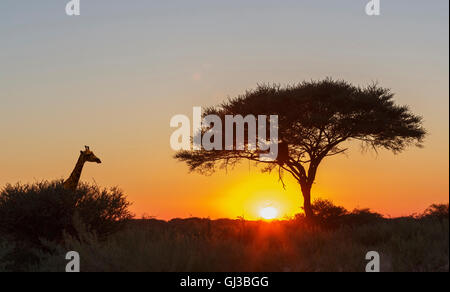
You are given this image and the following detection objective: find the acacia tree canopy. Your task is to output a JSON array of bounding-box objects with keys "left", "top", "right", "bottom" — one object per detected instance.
[{"left": 175, "top": 79, "right": 426, "bottom": 218}]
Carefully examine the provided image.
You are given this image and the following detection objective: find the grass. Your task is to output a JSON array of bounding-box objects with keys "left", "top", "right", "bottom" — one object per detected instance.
[{"left": 5, "top": 216, "right": 446, "bottom": 272}]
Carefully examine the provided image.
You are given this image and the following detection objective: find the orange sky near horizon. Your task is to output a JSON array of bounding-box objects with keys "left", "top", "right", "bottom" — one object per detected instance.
[{"left": 0, "top": 1, "right": 448, "bottom": 220}]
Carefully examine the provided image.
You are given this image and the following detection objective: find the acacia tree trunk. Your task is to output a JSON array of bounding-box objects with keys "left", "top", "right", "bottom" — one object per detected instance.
[{"left": 300, "top": 183, "right": 314, "bottom": 218}]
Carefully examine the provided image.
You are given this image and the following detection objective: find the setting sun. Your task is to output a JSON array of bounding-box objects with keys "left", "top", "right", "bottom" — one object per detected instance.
[{"left": 260, "top": 207, "right": 279, "bottom": 220}]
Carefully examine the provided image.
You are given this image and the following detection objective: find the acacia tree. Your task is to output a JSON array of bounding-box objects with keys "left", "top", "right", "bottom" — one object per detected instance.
[{"left": 175, "top": 79, "right": 426, "bottom": 218}]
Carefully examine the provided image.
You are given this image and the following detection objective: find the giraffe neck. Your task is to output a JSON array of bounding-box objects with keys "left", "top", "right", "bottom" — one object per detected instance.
[{"left": 64, "top": 154, "right": 86, "bottom": 190}]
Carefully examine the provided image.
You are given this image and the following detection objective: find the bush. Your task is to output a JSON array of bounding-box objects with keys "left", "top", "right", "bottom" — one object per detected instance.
[
  {"left": 344, "top": 208, "right": 384, "bottom": 226},
  {"left": 420, "top": 204, "right": 449, "bottom": 221},
  {"left": 312, "top": 199, "right": 348, "bottom": 218},
  {"left": 0, "top": 180, "right": 132, "bottom": 246},
  {"left": 296, "top": 199, "right": 384, "bottom": 229}
]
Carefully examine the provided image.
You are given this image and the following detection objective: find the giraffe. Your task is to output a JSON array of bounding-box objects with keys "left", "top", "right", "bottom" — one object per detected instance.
[{"left": 63, "top": 146, "right": 102, "bottom": 191}]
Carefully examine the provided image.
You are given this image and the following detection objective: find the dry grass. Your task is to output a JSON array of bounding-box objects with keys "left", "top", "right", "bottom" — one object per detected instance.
[{"left": 21, "top": 217, "right": 448, "bottom": 272}]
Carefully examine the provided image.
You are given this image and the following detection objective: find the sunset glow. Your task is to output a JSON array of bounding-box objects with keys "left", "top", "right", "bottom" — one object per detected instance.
[
  {"left": 0, "top": 1, "right": 447, "bottom": 221},
  {"left": 260, "top": 207, "right": 278, "bottom": 220}
]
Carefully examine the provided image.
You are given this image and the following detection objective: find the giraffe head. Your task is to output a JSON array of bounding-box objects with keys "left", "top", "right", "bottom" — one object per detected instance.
[{"left": 81, "top": 146, "right": 102, "bottom": 164}]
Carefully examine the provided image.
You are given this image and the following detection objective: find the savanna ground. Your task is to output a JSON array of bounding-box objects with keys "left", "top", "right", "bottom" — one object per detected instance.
[{"left": 0, "top": 181, "right": 448, "bottom": 272}]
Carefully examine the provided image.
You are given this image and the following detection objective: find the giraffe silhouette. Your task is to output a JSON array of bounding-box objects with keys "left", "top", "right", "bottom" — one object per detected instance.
[{"left": 63, "top": 146, "right": 102, "bottom": 191}]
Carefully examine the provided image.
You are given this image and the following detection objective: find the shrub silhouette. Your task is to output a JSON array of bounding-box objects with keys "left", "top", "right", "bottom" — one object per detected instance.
[
  {"left": 296, "top": 199, "right": 384, "bottom": 229},
  {"left": 0, "top": 180, "right": 132, "bottom": 246},
  {"left": 344, "top": 208, "right": 383, "bottom": 226},
  {"left": 312, "top": 199, "right": 348, "bottom": 219},
  {"left": 420, "top": 204, "right": 449, "bottom": 221}
]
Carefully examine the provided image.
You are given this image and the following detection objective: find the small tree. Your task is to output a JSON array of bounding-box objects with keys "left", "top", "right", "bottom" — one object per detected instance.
[{"left": 175, "top": 79, "right": 426, "bottom": 218}]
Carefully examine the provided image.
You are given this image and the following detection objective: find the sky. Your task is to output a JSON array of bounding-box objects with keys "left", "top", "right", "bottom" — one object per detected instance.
[{"left": 0, "top": 0, "right": 448, "bottom": 219}]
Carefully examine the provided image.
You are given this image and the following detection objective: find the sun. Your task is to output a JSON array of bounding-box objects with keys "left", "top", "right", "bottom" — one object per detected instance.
[{"left": 259, "top": 206, "right": 278, "bottom": 220}]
